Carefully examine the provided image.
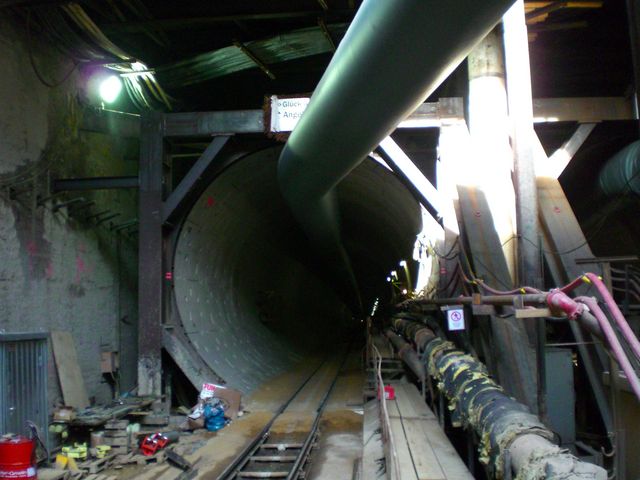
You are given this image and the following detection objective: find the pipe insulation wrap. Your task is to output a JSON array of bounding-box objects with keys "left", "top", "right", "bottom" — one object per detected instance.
[
  {"left": 598, "top": 139, "right": 640, "bottom": 196},
  {"left": 389, "top": 317, "right": 606, "bottom": 480},
  {"left": 278, "top": 0, "right": 517, "bottom": 311}
]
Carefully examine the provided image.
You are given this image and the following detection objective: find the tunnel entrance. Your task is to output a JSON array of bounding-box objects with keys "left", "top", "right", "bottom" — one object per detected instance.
[{"left": 173, "top": 145, "right": 423, "bottom": 393}]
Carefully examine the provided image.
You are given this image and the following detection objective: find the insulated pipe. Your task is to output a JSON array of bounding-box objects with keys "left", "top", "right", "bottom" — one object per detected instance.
[
  {"left": 278, "top": 0, "right": 517, "bottom": 313},
  {"left": 384, "top": 329, "right": 426, "bottom": 381},
  {"left": 389, "top": 317, "right": 607, "bottom": 479}
]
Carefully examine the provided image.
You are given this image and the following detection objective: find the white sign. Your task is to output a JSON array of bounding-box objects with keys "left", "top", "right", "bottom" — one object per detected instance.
[
  {"left": 446, "top": 308, "right": 465, "bottom": 331},
  {"left": 269, "top": 95, "right": 310, "bottom": 132}
]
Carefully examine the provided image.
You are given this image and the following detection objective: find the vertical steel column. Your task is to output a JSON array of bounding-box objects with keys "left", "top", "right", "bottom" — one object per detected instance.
[
  {"left": 138, "top": 112, "right": 165, "bottom": 396},
  {"left": 503, "top": 0, "right": 542, "bottom": 288},
  {"left": 626, "top": 0, "right": 640, "bottom": 121},
  {"left": 503, "top": 0, "right": 546, "bottom": 417}
]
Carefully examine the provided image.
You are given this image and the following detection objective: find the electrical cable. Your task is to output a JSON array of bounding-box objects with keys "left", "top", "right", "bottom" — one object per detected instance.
[{"left": 26, "top": 10, "right": 79, "bottom": 88}]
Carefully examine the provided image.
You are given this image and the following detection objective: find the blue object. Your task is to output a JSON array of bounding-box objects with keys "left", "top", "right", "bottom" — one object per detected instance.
[{"left": 203, "top": 402, "right": 227, "bottom": 432}]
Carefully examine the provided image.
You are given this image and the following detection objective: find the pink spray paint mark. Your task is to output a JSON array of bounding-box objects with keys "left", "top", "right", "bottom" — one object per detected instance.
[
  {"left": 205, "top": 196, "right": 216, "bottom": 208},
  {"left": 75, "top": 255, "right": 86, "bottom": 283},
  {"left": 26, "top": 241, "right": 37, "bottom": 274},
  {"left": 45, "top": 261, "right": 54, "bottom": 279}
]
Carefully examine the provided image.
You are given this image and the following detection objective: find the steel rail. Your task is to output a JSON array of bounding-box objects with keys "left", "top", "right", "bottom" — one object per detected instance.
[
  {"left": 216, "top": 359, "right": 328, "bottom": 480},
  {"left": 218, "top": 346, "right": 352, "bottom": 480}
]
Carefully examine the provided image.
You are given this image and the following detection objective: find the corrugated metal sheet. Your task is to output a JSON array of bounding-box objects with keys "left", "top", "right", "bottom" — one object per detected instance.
[{"left": 0, "top": 333, "right": 48, "bottom": 445}]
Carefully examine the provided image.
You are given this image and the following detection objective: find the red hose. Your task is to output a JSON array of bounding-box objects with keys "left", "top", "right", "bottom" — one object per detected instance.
[
  {"left": 576, "top": 296, "right": 640, "bottom": 402},
  {"left": 583, "top": 272, "right": 640, "bottom": 362}
]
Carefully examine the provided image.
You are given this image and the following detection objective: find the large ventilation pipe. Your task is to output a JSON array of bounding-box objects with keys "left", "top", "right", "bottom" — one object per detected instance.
[
  {"left": 598, "top": 139, "right": 640, "bottom": 197},
  {"left": 278, "top": 0, "right": 517, "bottom": 312},
  {"left": 173, "top": 147, "right": 422, "bottom": 393}
]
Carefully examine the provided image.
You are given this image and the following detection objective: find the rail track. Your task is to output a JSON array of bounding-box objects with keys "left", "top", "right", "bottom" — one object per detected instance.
[{"left": 216, "top": 348, "right": 350, "bottom": 480}]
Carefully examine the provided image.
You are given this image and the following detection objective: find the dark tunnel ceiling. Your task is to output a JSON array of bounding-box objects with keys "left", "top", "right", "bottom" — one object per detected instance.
[{"left": 10, "top": 0, "right": 634, "bottom": 112}]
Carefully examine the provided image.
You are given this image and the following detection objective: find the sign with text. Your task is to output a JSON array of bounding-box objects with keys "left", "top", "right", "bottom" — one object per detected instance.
[{"left": 269, "top": 95, "right": 310, "bottom": 132}]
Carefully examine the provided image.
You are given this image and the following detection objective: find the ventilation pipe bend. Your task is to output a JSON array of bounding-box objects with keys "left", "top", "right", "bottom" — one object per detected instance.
[
  {"left": 598, "top": 139, "right": 640, "bottom": 196},
  {"left": 278, "top": 0, "right": 517, "bottom": 313}
]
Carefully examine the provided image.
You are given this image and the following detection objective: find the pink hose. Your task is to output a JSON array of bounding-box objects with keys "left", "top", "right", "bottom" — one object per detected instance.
[
  {"left": 559, "top": 276, "right": 586, "bottom": 294},
  {"left": 576, "top": 296, "right": 640, "bottom": 402},
  {"left": 584, "top": 272, "right": 640, "bottom": 362}
]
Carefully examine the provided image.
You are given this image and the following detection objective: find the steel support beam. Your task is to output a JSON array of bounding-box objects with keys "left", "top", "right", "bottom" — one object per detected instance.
[
  {"left": 164, "top": 110, "right": 264, "bottom": 137},
  {"left": 162, "top": 135, "right": 231, "bottom": 225},
  {"left": 52, "top": 176, "right": 139, "bottom": 192},
  {"left": 626, "top": 0, "right": 640, "bottom": 120},
  {"left": 532, "top": 97, "right": 634, "bottom": 123},
  {"left": 377, "top": 136, "right": 446, "bottom": 219},
  {"left": 537, "top": 123, "right": 596, "bottom": 178},
  {"left": 80, "top": 108, "right": 141, "bottom": 138},
  {"left": 138, "top": 112, "right": 165, "bottom": 397},
  {"left": 504, "top": 0, "right": 542, "bottom": 288},
  {"left": 504, "top": 0, "right": 545, "bottom": 416}
]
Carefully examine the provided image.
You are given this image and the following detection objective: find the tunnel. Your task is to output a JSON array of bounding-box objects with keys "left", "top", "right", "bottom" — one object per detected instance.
[{"left": 172, "top": 145, "right": 423, "bottom": 393}]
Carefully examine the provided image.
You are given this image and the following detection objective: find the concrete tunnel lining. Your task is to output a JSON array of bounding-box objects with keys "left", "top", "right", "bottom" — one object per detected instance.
[{"left": 173, "top": 145, "right": 423, "bottom": 393}]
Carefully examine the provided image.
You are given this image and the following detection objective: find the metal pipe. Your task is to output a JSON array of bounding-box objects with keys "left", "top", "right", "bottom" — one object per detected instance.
[
  {"left": 415, "top": 293, "right": 549, "bottom": 306},
  {"left": 384, "top": 329, "right": 425, "bottom": 381},
  {"left": 278, "top": 0, "right": 516, "bottom": 313},
  {"left": 52, "top": 176, "right": 139, "bottom": 192},
  {"left": 390, "top": 317, "right": 607, "bottom": 479}
]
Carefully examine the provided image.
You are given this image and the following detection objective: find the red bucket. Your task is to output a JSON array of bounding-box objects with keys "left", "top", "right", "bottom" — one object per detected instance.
[{"left": 0, "top": 436, "right": 37, "bottom": 479}]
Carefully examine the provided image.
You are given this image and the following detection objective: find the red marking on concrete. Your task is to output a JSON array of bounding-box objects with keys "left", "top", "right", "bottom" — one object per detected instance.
[
  {"left": 26, "top": 241, "right": 37, "bottom": 255},
  {"left": 45, "top": 262, "right": 54, "bottom": 279},
  {"left": 205, "top": 196, "right": 216, "bottom": 208},
  {"left": 75, "top": 255, "right": 89, "bottom": 283}
]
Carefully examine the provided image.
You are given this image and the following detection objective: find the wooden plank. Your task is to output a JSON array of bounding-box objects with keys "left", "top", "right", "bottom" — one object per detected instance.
[
  {"left": 416, "top": 420, "right": 474, "bottom": 480},
  {"left": 404, "top": 420, "right": 446, "bottom": 480},
  {"left": 50, "top": 331, "right": 89, "bottom": 409},
  {"left": 389, "top": 418, "right": 419, "bottom": 480},
  {"left": 391, "top": 383, "right": 436, "bottom": 421},
  {"left": 386, "top": 398, "right": 402, "bottom": 419},
  {"left": 536, "top": 176, "right": 601, "bottom": 282},
  {"left": 515, "top": 307, "right": 552, "bottom": 318}
]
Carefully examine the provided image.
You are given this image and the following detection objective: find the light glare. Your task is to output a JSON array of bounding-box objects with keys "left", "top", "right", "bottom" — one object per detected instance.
[{"left": 99, "top": 75, "right": 122, "bottom": 104}]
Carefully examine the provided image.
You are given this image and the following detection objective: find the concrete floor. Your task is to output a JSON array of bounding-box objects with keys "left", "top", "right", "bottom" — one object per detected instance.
[{"left": 308, "top": 350, "right": 365, "bottom": 480}]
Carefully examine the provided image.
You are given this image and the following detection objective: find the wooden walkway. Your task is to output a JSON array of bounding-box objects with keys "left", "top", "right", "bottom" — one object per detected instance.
[{"left": 387, "top": 382, "right": 473, "bottom": 480}]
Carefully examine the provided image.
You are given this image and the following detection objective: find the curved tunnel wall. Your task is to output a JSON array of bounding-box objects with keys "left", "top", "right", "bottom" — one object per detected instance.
[{"left": 173, "top": 146, "right": 422, "bottom": 393}]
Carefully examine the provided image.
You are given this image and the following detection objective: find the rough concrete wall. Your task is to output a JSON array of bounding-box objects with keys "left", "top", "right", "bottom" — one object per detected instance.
[{"left": 0, "top": 16, "right": 138, "bottom": 411}]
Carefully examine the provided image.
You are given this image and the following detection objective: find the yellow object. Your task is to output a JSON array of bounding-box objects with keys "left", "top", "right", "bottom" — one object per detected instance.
[
  {"left": 54, "top": 454, "right": 68, "bottom": 470},
  {"left": 61, "top": 442, "right": 88, "bottom": 460},
  {"left": 95, "top": 445, "right": 111, "bottom": 459},
  {"left": 67, "top": 456, "right": 80, "bottom": 472}
]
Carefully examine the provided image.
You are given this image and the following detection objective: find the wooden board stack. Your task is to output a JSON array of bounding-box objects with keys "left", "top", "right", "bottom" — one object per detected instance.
[{"left": 103, "top": 419, "right": 130, "bottom": 455}]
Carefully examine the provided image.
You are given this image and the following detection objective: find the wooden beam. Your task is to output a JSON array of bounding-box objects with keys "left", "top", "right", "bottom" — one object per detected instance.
[
  {"left": 532, "top": 97, "right": 634, "bottom": 123},
  {"left": 137, "top": 112, "right": 165, "bottom": 396},
  {"left": 538, "top": 123, "right": 596, "bottom": 178},
  {"left": 524, "top": 1, "right": 602, "bottom": 8}
]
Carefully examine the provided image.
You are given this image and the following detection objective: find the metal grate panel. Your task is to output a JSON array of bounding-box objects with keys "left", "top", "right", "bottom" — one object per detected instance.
[{"left": 0, "top": 333, "right": 48, "bottom": 445}]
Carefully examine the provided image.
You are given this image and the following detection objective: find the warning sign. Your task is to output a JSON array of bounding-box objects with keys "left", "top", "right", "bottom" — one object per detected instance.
[{"left": 446, "top": 308, "right": 465, "bottom": 331}]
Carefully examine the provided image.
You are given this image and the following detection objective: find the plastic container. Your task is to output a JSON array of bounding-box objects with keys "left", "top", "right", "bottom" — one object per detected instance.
[{"left": 0, "top": 436, "right": 37, "bottom": 479}]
